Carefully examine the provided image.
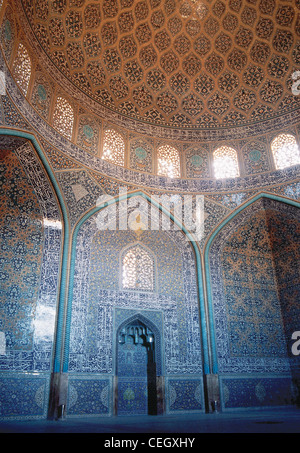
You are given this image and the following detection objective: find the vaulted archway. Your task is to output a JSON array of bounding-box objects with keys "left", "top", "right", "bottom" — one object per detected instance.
[
  {"left": 64, "top": 191, "right": 207, "bottom": 416},
  {"left": 205, "top": 193, "right": 300, "bottom": 410}
]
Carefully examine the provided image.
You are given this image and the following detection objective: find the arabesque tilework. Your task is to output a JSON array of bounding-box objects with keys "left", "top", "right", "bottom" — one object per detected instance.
[
  {"left": 0, "top": 122, "right": 299, "bottom": 419},
  {"left": 17, "top": 0, "right": 300, "bottom": 134},
  {"left": 210, "top": 199, "right": 300, "bottom": 372},
  {"left": 266, "top": 204, "right": 300, "bottom": 363},
  {"left": 0, "top": 373, "right": 50, "bottom": 419},
  {"left": 69, "top": 209, "right": 203, "bottom": 377},
  {"left": 67, "top": 376, "right": 111, "bottom": 417},
  {"left": 220, "top": 376, "right": 298, "bottom": 410},
  {"left": 0, "top": 142, "right": 62, "bottom": 420},
  {"left": 0, "top": 150, "right": 43, "bottom": 352},
  {"left": 0, "top": 0, "right": 299, "bottom": 420},
  {"left": 167, "top": 377, "right": 204, "bottom": 413},
  {"left": 210, "top": 198, "right": 300, "bottom": 409}
]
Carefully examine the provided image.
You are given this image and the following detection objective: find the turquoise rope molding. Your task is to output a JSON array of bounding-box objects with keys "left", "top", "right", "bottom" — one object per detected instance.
[
  {"left": 63, "top": 191, "right": 211, "bottom": 375},
  {"left": 0, "top": 128, "right": 70, "bottom": 374},
  {"left": 204, "top": 192, "right": 300, "bottom": 375}
]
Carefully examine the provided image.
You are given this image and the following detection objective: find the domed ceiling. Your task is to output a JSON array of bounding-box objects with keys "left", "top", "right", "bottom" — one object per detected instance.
[{"left": 20, "top": 0, "right": 300, "bottom": 132}]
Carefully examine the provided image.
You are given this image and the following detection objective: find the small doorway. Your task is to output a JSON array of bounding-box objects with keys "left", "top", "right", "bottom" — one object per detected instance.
[{"left": 116, "top": 319, "right": 158, "bottom": 416}]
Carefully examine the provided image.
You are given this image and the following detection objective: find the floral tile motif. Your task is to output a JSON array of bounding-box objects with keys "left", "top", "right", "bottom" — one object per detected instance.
[
  {"left": 0, "top": 374, "right": 49, "bottom": 419},
  {"left": 210, "top": 198, "right": 300, "bottom": 374},
  {"left": 167, "top": 378, "right": 204, "bottom": 413},
  {"left": 68, "top": 377, "right": 111, "bottom": 417}
]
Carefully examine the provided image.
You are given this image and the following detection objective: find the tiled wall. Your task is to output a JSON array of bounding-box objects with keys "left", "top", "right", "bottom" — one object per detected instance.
[
  {"left": 0, "top": 137, "right": 300, "bottom": 418},
  {"left": 67, "top": 207, "right": 204, "bottom": 416},
  {"left": 0, "top": 373, "right": 50, "bottom": 419},
  {"left": 0, "top": 150, "right": 43, "bottom": 354},
  {"left": 0, "top": 10, "right": 299, "bottom": 418},
  {"left": 220, "top": 376, "right": 297, "bottom": 411},
  {"left": 0, "top": 138, "right": 300, "bottom": 419},
  {"left": 166, "top": 377, "right": 205, "bottom": 413},
  {"left": 210, "top": 198, "right": 300, "bottom": 410},
  {"left": 266, "top": 204, "right": 300, "bottom": 355},
  {"left": 0, "top": 145, "right": 62, "bottom": 420}
]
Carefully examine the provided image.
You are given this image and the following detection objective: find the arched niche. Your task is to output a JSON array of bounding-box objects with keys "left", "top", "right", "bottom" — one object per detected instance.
[
  {"left": 64, "top": 192, "right": 207, "bottom": 416},
  {"left": 116, "top": 313, "right": 163, "bottom": 416},
  {"left": 0, "top": 131, "right": 67, "bottom": 420},
  {"left": 205, "top": 194, "right": 300, "bottom": 410}
]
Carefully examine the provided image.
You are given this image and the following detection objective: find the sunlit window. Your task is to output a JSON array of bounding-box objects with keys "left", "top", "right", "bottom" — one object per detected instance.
[
  {"left": 213, "top": 146, "right": 240, "bottom": 179},
  {"left": 157, "top": 144, "right": 181, "bottom": 178},
  {"left": 12, "top": 43, "right": 31, "bottom": 96},
  {"left": 122, "top": 245, "right": 154, "bottom": 291},
  {"left": 271, "top": 134, "right": 300, "bottom": 170},
  {"left": 52, "top": 96, "right": 74, "bottom": 140},
  {"left": 102, "top": 129, "right": 125, "bottom": 166}
]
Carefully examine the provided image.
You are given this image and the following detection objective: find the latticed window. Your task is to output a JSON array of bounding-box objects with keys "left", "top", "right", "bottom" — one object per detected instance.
[
  {"left": 157, "top": 144, "right": 181, "bottom": 178},
  {"left": 213, "top": 146, "right": 240, "bottom": 179},
  {"left": 122, "top": 245, "right": 155, "bottom": 291},
  {"left": 52, "top": 96, "right": 74, "bottom": 140},
  {"left": 271, "top": 134, "right": 300, "bottom": 170},
  {"left": 12, "top": 43, "right": 31, "bottom": 96},
  {"left": 102, "top": 129, "right": 125, "bottom": 166}
]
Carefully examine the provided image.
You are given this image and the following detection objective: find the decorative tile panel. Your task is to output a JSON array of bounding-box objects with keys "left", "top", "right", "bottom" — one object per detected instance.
[
  {"left": 68, "top": 203, "right": 203, "bottom": 378},
  {"left": 68, "top": 376, "right": 111, "bottom": 417},
  {"left": 209, "top": 198, "right": 300, "bottom": 374},
  {"left": 18, "top": 0, "right": 300, "bottom": 135},
  {"left": 0, "top": 139, "right": 62, "bottom": 421},
  {"left": 0, "top": 373, "right": 50, "bottom": 420},
  {"left": 167, "top": 377, "right": 204, "bottom": 413},
  {"left": 220, "top": 376, "right": 297, "bottom": 410}
]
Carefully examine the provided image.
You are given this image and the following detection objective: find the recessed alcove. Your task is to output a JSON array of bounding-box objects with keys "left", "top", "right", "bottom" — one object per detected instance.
[{"left": 0, "top": 0, "right": 299, "bottom": 425}]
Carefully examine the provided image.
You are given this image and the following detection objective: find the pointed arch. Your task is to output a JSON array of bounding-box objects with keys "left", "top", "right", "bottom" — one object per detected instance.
[
  {"left": 120, "top": 242, "right": 156, "bottom": 292},
  {"left": 63, "top": 190, "right": 209, "bottom": 374},
  {"left": 53, "top": 96, "right": 74, "bottom": 140},
  {"left": 116, "top": 312, "right": 163, "bottom": 375},
  {"left": 213, "top": 146, "right": 240, "bottom": 179},
  {"left": 12, "top": 42, "right": 31, "bottom": 96},
  {"left": 0, "top": 128, "right": 70, "bottom": 373},
  {"left": 271, "top": 133, "right": 300, "bottom": 170},
  {"left": 157, "top": 144, "right": 181, "bottom": 178},
  {"left": 204, "top": 192, "right": 300, "bottom": 374},
  {"left": 102, "top": 128, "right": 125, "bottom": 166}
]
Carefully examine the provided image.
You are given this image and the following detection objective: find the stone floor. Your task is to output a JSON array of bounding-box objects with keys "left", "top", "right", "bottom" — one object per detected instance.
[{"left": 0, "top": 408, "right": 300, "bottom": 433}]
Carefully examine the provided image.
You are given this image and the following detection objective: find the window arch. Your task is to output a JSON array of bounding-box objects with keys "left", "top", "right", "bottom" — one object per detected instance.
[
  {"left": 157, "top": 144, "right": 181, "bottom": 178},
  {"left": 52, "top": 96, "right": 74, "bottom": 140},
  {"left": 12, "top": 43, "right": 31, "bottom": 96},
  {"left": 213, "top": 146, "right": 240, "bottom": 179},
  {"left": 271, "top": 133, "right": 300, "bottom": 170},
  {"left": 122, "top": 244, "right": 155, "bottom": 292},
  {"left": 102, "top": 129, "right": 125, "bottom": 166}
]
